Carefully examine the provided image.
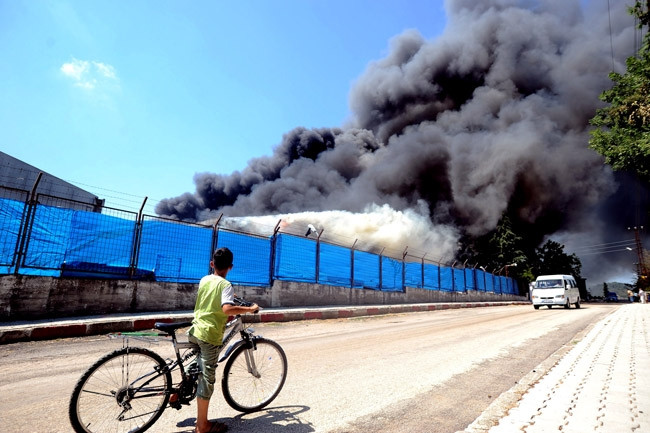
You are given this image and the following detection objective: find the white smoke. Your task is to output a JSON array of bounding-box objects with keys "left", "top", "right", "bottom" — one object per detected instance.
[{"left": 217, "top": 202, "right": 460, "bottom": 260}]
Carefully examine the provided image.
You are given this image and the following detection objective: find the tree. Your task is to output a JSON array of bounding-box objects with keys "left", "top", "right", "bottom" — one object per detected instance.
[
  {"left": 632, "top": 0, "right": 650, "bottom": 26},
  {"left": 589, "top": 1, "right": 650, "bottom": 182},
  {"left": 458, "top": 215, "right": 585, "bottom": 287},
  {"left": 458, "top": 215, "right": 529, "bottom": 278},
  {"left": 487, "top": 215, "right": 528, "bottom": 272},
  {"left": 603, "top": 282, "right": 610, "bottom": 298},
  {"left": 532, "top": 240, "right": 582, "bottom": 278}
]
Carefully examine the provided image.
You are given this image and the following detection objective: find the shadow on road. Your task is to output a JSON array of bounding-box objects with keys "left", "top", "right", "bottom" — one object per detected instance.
[{"left": 175, "top": 405, "right": 314, "bottom": 432}]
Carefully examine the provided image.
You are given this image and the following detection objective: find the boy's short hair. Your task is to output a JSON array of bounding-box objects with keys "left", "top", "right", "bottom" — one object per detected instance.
[{"left": 212, "top": 247, "right": 233, "bottom": 270}]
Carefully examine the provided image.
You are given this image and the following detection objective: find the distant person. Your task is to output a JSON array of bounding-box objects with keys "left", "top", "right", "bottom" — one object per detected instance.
[
  {"left": 640, "top": 289, "right": 647, "bottom": 304},
  {"left": 628, "top": 289, "right": 634, "bottom": 303},
  {"left": 188, "top": 247, "right": 259, "bottom": 433}
]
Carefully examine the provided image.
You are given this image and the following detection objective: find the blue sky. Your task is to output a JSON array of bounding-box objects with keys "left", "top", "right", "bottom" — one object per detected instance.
[{"left": 1, "top": 0, "right": 447, "bottom": 214}]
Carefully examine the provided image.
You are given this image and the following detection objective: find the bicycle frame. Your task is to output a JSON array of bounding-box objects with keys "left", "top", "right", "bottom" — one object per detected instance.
[
  {"left": 218, "top": 316, "right": 258, "bottom": 361},
  {"left": 143, "top": 314, "right": 259, "bottom": 408}
]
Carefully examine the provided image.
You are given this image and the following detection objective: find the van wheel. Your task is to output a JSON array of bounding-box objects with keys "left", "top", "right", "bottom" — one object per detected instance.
[
  {"left": 564, "top": 300, "right": 570, "bottom": 309},
  {"left": 547, "top": 305, "right": 552, "bottom": 309},
  {"left": 575, "top": 299, "right": 581, "bottom": 309},
  {"left": 534, "top": 305, "right": 540, "bottom": 310}
]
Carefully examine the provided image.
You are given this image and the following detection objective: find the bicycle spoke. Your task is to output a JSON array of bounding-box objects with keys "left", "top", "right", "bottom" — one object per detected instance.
[
  {"left": 222, "top": 339, "right": 287, "bottom": 412},
  {"left": 70, "top": 347, "right": 171, "bottom": 433}
]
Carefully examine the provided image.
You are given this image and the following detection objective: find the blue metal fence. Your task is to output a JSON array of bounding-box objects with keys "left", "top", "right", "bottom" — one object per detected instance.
[{"left": 0, "top": 194, "right": 519, "bottom": 294}]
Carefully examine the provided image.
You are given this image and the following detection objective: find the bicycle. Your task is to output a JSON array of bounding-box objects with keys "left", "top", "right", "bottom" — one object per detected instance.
[{"left": 68, "top": 297, "right": 288, "bottom": 433}]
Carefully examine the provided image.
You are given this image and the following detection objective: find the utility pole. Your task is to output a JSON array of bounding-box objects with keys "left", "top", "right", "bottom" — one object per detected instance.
[{"left": 629, "top": 226, "right": 646, "bottom": 282}]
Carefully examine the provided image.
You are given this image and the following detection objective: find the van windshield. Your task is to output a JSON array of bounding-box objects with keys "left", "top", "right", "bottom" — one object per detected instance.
[{"left": 536, "top": 279, "right": 563, "bottom": 288}]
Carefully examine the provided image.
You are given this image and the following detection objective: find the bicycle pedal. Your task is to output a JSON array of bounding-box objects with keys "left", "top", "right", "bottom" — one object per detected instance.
[{"left": 169, "top": 393, "right": 181, "bottom": 409}]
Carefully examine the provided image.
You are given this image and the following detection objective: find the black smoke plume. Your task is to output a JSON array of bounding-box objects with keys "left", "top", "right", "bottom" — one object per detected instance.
[{"left": 156, "top": 0, "right": 644, "bottom": 286}]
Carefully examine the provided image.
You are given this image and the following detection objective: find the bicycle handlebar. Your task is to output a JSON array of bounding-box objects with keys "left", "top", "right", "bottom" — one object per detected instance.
[
  {"left": 233, "top": 296, "right": 259, "bottom": 313},
  {"left": 233, "top": 296, "right": 252, "bottom": 307}
]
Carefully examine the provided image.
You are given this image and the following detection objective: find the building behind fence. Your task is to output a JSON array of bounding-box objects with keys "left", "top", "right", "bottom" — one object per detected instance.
[{"left": 0, "top": 185, "right": 520, "bottom": 296}]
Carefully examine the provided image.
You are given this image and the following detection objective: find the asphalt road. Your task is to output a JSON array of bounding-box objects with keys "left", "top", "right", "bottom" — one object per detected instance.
[{"left": 0, "top": 303, "right": 617, "bottom": 433}]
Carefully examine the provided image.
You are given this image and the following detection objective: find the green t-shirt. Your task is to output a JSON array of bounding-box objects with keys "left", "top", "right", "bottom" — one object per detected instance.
[{"left": 189, "top": 274, "right": 233, "bottom": 346}]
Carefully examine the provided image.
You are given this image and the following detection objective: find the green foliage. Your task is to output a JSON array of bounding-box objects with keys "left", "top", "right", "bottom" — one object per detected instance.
[
  {"left": 457, "top": 215, "right": 529, "bottom": 278},
  {"left": 531, "top": 240, "right": 582, "bottom": 278},
  {"left": 487, "top": 215, "right": 528, "bottom": 271},
  {"left": 458, "top": 215, "right": 581, "bottom": 284},
  {"left": 589, "top": 1, "right": 650, "bottom": 182},
  {"left": 603, "top": 282, "right": 609, "bottom": 298},
  {"left": 631, "top": 1, "right": 650, "bottom": 26}
]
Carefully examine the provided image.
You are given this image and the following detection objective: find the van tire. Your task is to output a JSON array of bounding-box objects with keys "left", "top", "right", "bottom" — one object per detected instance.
[
  {"left": 575, "top": 299, "right": 581, "bottom": 309},
  {"left": 564, "top": 300, "right": 570, "bottom": 309},
  {"left": 534, "top": 305, "right": 540, "bottom": 310}
]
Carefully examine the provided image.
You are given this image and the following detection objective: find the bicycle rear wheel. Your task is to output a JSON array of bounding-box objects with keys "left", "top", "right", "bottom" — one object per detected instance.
[
  {"left": 221, "top": 338, "right": 288, "bottom": 413},
  {"left": 69, "top": 347, "right": 171, "bottom": 433}
]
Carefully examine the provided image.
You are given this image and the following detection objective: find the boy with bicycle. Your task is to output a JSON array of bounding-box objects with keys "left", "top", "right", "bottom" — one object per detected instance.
[{"left": 188, "top": 247, "right": 259, "bottom": 433}]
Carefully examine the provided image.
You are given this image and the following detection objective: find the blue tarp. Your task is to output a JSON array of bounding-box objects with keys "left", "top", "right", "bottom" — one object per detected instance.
[
  {"left": 274, "top": 234, "right": 316, "bottom": 283},
  {"left": 494, "top": 276, "right": 504, "bottom": 294},
  {"left": 486, "top": 273, "right": 495, "bottom": 293},
  {"left": 381, "top": 256, "right": 403, "bottom": 291},
  {"left": 0, "top": 198, "right": 26, "bottom": 271},
  {"left": 476, "top": 270, "right": 487, "bottom": 292},
  {"left": 423, "top": 263, "right": 440, "bottom": 290},
  {"left": 465, "top": 269, "right": 475, "bottom": 291},
  {"left": 440, "top": 266, "right": 453, "bottom": 292},
  {"left": 353, "top": 250, "right": 380, "bottom": 289},
  {"left": 22, "top": 204, "right": 73, "bottom": 276},
  {"left": 216, "top": 231, "right": 271, "bottom": 286},
  {"left": 139, "top": 219, "right": 213, "bottom": 283},
  {"left": 64, "top": 211, "right": 135, "bottom": 273},
  {"left": 1, "top": 198, "right": 519, "bottom": 294},
  {"left": 319, "top": 243, "right": 351, "bottom": 287},
  {"left": 405, "top": 262, "right": 423, "bottom": 288},
  {"left": 453, "top": 268, "right": 464, "bottom": 291}
]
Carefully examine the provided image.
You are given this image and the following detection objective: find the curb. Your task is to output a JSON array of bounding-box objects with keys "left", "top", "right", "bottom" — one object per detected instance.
[{"left": 0, "top": 301, "right": 530, "bottom": 344}]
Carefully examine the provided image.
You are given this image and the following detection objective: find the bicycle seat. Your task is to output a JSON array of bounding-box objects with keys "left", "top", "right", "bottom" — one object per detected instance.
[{"left": 155, "top": 321, "right": 193, "bottom": 333}]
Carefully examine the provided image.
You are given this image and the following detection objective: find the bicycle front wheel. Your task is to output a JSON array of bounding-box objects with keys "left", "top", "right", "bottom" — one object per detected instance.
[
  {"left": 69, "top": 347, "right": 172, "bottom": 433},
  {"left": 221, "top": 338, "right": 288, "bottom": 412}
]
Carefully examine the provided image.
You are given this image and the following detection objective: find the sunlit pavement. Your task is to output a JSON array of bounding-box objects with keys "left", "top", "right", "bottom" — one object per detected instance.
[{"left": 465, "top": 303, "right": 649, "bottom": 433}]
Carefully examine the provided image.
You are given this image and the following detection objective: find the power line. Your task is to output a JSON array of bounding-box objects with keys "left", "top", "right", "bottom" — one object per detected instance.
[
  {"left": 569, "top": 239, "right": 636, "bottom": 254},
  {"left": 571, "top": 239, "right": 636, "bottom": 249},
  {"left": 575, "top": 247, "right": 635, "bottom": 256},
  {"left": 608, "top": 0, "right": 615, "bottom": 71}
]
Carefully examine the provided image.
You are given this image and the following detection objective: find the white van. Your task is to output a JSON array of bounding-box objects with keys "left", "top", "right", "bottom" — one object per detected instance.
[{"left": 531, "top": 274, "right": 581, "bottom": 309}]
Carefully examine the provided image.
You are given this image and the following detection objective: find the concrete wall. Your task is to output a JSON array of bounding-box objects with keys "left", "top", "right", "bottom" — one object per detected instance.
[{"left": 0, "top": 275, "right": 526, "bottom": 321}]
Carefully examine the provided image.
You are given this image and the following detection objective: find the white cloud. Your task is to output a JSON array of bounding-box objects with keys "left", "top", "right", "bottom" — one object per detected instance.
[
  {"left": 60, "top": 58, "right": 119, "bottom": 90},
  {"left": 60, "top": 58, "right": 88, "bottom": 81}
]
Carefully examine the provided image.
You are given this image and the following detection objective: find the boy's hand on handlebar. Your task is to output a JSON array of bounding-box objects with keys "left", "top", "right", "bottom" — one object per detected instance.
[{"left": 231, "top": 296, "right": 260, "bottom": 313}]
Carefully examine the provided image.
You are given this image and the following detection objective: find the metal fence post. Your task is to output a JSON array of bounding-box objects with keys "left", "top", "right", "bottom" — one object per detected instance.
[
  {"left": 268, "top": 220, "right": 282, "bottom": 286},
  {"left": 315, "top": 229, "right": 323, "bottom": 284},
  {"left": 209, "top": 214, "right": 223, "bottom": 274},
  {"left": 378, "top": 247, "right": 384, "bottom": 290},
  {"left": 13, "top": 172, "right": 42, "bottom": 274},
  {"left": 350, "top": 239, "right": 358, "bottom": 288},
  {"left": 462, "top": 259, "right": 468, "bottom": 292},
  {"left": 451, "top": 261, "right": 456, "bottom": 292},
  {"left": 128, "top": 197, "right": 147, "bottom": 278},
  {"left": 421, "top": 253, "right": 426, "bottom": 289},
  {"left": 472, "top": 264, "right": 478, "bottom": 292},
  {"left": 402, "top": 247, "right": 408, "bottom": 292}
]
